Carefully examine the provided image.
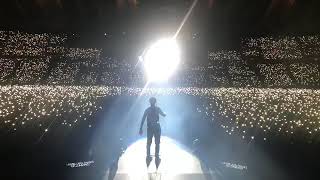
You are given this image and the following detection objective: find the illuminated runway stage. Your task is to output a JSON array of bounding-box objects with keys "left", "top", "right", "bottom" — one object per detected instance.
[{"left": 104, "top": 137, "right": 214, "bottom": 180}]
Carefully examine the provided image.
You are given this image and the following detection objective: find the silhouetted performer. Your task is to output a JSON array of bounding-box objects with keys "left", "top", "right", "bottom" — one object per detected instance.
[{"left": 139, "top": 97, "right": 166, "bottom": 160}]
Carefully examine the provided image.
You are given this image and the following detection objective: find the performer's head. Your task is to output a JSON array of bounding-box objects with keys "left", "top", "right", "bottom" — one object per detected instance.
[{"left": 149, "top": 97, "right": 157, "bottom": 106}]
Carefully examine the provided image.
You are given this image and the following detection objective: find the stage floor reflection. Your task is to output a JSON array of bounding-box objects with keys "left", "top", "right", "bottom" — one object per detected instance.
[{"left": 104, "top": 136, "right": 214, "bottom": 180}]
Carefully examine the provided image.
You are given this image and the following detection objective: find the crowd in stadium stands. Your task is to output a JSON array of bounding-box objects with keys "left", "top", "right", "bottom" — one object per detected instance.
[
  {"left": 201, "top": 88, "right": 320, "bottom": 142},
  {"left": 0, "top": 31, "right": 320, "bottom": 87},
  {"left": 0, "top": 31, "right": 320, "bottom": 143},
  {"left": 241, "top": 36, "right": 320, "bottom": 59},
  {"left": 0, "top": 85, "right": 319, "bottom": 142}
]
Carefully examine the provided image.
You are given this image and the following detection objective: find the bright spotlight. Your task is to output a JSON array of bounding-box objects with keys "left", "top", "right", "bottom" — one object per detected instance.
[{"left": 143, "top": 38, "right": 180, "bottom": 82}]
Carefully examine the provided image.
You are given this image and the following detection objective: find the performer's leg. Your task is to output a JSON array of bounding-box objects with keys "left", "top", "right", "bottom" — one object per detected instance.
[
  {"left": 147, "top": 127, "right": 153, "bottom": 157},
  {"left": 154, "top": 125, "right": 161, "bottom": 158}
]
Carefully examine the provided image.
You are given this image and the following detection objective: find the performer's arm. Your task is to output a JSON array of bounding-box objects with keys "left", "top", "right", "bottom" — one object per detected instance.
[
  {"left": 159, "top": 108, "right": 166, "bottom": 117},
  {"left": 139, "top": 110, "right": 147, "bottom": 134}
]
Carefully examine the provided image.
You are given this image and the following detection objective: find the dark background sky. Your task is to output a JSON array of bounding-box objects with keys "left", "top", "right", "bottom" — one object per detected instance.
[
  {"left": 1, "top": 1, "right": 319, "bottom": 33},
  {"left": 1, "top": 0, "right": 320, "bottom": 59}
]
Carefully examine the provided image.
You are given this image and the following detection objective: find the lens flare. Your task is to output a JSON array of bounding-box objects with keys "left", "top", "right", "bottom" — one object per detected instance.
[{"left": 143, "top": 38, "right": 180, "bottom": 82}]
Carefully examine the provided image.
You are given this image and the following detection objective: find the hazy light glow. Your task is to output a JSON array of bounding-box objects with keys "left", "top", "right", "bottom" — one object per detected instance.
[
  {"left": 144, "top": 38, "right": 180, "bottom": 82},
  {"left": 108, "top": 137, "right": 205, "bottom": 180}
]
